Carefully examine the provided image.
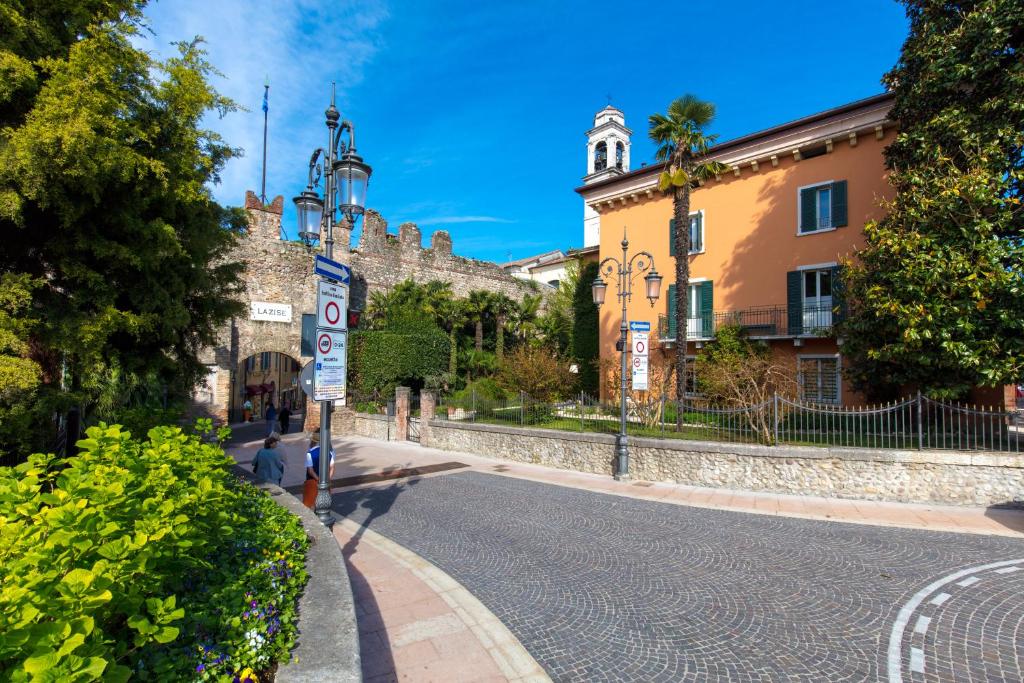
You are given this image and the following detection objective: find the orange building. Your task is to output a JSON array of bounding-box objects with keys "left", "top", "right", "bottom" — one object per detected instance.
[{"left": 576, "top": 94, "right": 895, "bottom": 405}]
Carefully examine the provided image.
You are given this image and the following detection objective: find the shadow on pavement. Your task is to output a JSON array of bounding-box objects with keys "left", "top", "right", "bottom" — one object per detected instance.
[
  {"left": 984, "top": 502, "right": 1024, "bottom": 534},
  {"left": 333, "top": 474, "right": 420, "bottom": 682}
]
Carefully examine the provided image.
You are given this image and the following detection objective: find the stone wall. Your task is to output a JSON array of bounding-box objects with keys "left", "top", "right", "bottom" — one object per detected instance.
[
  {"left": 423, "top": 420, "right": 1024, "bottom": 507},
  {"left": 196, "top": 191, "right": 538, "bottom": 422}
]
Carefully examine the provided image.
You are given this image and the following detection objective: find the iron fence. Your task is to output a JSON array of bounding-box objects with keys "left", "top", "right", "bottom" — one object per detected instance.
[{"left": 435, "top": 390, "right": 1021, "bottom": 453}]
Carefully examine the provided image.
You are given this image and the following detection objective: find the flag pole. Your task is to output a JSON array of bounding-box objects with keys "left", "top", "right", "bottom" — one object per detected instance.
[{"left": 261, "top": 76, "right": 269, "bottom": 205}]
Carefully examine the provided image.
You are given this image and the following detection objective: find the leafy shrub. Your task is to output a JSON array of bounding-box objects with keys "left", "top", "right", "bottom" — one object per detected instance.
[
  {"left": 0, "top": 422, "right": 308, "bottom": 681},
  {"left": 449, "top": 377, "right": 507, "bottom": 409},
  {"left": 349, "top": 329, "right": 449, "bottom": 399},
  {"left": 496, "top": 346, "right": 575, "bottom": 402}
]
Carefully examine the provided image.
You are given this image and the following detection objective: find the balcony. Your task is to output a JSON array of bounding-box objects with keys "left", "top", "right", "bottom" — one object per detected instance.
[{"left": 657, "top": 303, "right": 835, "bottom": 343}]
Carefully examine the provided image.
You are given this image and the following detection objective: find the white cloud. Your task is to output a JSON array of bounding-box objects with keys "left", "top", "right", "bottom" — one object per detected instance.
[
  {"left": 412, "top": 215, "right": 516, "bottom": 225},
  {"left": 133, "top": 0, "right": 389, "bottom": 207}
]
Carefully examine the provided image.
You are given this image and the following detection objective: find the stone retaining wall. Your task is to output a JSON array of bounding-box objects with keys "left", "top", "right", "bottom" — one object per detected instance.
[
  {"left": 425, "top": 420, "right": 1024, "bottom": 507},
  {"left": 334, "top": 409, "right": 393, "bottom": 442}
]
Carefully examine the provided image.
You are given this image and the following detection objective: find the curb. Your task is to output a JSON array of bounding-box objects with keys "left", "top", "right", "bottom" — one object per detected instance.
[{"left": 232, "top": 465, "right": 361, "bottom": 681}]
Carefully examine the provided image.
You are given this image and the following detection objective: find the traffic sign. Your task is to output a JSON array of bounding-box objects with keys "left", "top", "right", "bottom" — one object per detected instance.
[
  {"left": 632, "top": 355, "right": 649, "bottom": 391},
  {"left": 299, "top": 360, "right": 314, "bottom": 398},
  {"left": 629, "top": 320, "right": 651, "bottom": 332},
  {"left": 313, "top": 328, "right": 347, "bottom": 401},
  {"left": 317, "top": 280, "right": 347, "bottom": 331},
  {"left": 632, "top": 331, "right": 649, "bottom": 357},
  {"left": 313, "top": 254, "right": 351, "bottom": 284}
]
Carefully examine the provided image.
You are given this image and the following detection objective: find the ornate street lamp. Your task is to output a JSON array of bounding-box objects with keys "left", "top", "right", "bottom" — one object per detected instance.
[
  {"left": 292, "top": 86, "right": 372, "bottom": 526},
  {"left": 592, "top": 228, "right": 661, "bottom": 480}
]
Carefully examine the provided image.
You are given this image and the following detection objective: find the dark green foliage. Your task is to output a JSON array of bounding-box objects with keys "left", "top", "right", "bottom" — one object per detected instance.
[
  {"left": 1, "top": 3, "right": 246, "bottom": 454},
  {"left": 572, "top": 262, "right": 600, "bottom": 394},
  {"left": 840, "top": 0, "right": 1024, "bottom": 399},
  {"left": 349, "top": 329, "right": 450, "bottom": 400}
]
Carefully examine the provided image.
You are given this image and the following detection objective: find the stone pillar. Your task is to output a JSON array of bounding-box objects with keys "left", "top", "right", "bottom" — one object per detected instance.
[
  {"left": 395, "top": 386, "right": 410, "bottom": 441},
  {"left": 420, "top": 391, "right": 435, "bottom": 446}
]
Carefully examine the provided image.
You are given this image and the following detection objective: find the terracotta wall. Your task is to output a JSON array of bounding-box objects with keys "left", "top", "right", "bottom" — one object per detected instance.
[{"left": 596, "top": 132, "right": 893, "bottom": 404}]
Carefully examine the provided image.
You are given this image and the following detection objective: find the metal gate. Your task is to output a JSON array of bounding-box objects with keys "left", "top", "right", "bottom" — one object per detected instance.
[{"left": 408, "top": 393, "right": 421, "bottom": 442}]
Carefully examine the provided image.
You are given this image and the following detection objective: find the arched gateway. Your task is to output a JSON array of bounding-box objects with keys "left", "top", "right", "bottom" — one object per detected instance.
[{"left": 192, "top": 190, "right": 536, "bottom": 426}]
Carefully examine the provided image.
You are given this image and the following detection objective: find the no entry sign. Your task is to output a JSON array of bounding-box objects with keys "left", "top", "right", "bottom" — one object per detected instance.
[
  {"left": 317, "top": 281, "right": 347, "bottom": 331},
  {"left": 313, "top": 328, "right": 347, "bottom": 402}
]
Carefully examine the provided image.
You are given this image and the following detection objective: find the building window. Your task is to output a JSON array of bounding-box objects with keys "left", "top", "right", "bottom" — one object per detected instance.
[
  {"left": 802, "top": 269, "right": 833, "bottom": 331},
  {"left": 799, "top": 181, "right": 847, "bottom": 234},
  {"left": 683, "top": 356, "right": 700, "bottom": 397},
  {"left": 594, "top": 141, "right": 607, "bottom": 172},
  {"left": 798, "top": 355, "right": 840, "bottom": 404},
  {"left": 261, "top": 351, "right": 270, "bottom": 370},
  {"left": 615, "top": 142, "right": 624, "bottom": 170},
  {"left": 669, "top": 210, "right": 704, "bottom": 256}
]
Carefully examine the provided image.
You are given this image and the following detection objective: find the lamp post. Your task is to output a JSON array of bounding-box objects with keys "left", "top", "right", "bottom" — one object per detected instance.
[
  {"left": 293, "top": 86, "right": 371, "bottom": 526},
  {"left": 592, "top": 228, "right": 662, "bottom": 481}
]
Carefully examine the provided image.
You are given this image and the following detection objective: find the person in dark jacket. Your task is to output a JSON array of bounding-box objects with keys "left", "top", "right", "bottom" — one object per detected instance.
[
  {"left": 278, "top": 402, "right": 291, "bottom": 434},
  {"left": 265, "top": 401, "right": 277, "bottom": 437}
]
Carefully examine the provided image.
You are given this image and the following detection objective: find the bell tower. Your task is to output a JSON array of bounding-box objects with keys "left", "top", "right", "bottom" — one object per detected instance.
[{"left": 583, "top": 105, "right": 632, "bottom": 246}]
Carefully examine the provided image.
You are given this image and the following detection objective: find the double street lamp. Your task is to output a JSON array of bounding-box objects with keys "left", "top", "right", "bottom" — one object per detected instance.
[
  {"left": 293, "top": 88, "right": 372, "bottom": 526},
  {"left": 592, "top": 229, "right": 662, "bottom": 481}
]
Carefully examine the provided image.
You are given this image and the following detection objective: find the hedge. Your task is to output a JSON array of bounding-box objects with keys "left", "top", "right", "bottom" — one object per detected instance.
[
  {"left": 349, "top": 329, "right": 449, "bottom": 400},
  {"left": 0, "top": 421, "right": 308, "bottom": 682}
]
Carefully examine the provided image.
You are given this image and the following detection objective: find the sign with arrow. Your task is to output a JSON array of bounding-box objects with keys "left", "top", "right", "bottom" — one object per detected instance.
[{"left": 313, "top": 254, "right": 351, "bottom": 284}]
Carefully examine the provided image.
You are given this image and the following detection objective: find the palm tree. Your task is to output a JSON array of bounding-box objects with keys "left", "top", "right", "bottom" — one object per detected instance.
[
  {"left": 465, "top": 290, "right": 492, "bottom": 352},
  {"left": 491, "top": 293, "right": 517, "bottom": 361},
  {"left": 649, "top": 95, "right": 727, "bottom": 405},
  {"left": 437, "top": 297, "right": 465, "bottom": 377}
]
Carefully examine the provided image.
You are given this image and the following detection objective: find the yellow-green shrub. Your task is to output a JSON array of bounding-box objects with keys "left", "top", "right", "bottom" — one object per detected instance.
[{"left": 0, "top": 422, "right": 308, "bottom": 681}]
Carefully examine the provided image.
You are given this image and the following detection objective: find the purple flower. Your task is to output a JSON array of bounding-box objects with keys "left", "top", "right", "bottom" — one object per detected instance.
[{"left": 196, "top": 664, "right": 205, "bottom": 672}]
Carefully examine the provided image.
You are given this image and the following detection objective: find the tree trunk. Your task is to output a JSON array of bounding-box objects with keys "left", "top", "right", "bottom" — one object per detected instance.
[
  {"left": 496, "top": 314, "right": 505, "bottom": 360},
  {"left": 673, "top": 172, "right": 691, "bottom": 429},
  {"left": 475, "top": 320, "right": 483, "bottom": 352},
  {"left": 449, "top": 327, "right": 458, "bottom": 376}
]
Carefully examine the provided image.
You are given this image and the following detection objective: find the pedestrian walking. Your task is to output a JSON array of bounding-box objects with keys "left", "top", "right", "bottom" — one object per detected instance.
[
  {"left": 265, "top": 401, "right": 277, "bottom": 437},
  {"left": 278, "top": 402, "right": 291, "bottom": 435},
  {"left": 251, "top": 433, "right": 285, "bottom": 486},
  {"left": 302, "top": 428, "right": 336, "bottom": 509}
]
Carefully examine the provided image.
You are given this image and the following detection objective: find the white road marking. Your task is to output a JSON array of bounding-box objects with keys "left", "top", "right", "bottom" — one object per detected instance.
[
  {"left": 910, "top": 647, "right": 925, "bottom": 673},
  {"left": 887, "top": 558, "right": 1024, "bottom": 683},
  {"left": 994, "top": 566, "right": 1021, "bottom": 574},
  {"left": 929, "top": 592, "right": 951, "bottom": 606},
  {"left": 956, "top": 576, "right": 980, "bottom": 587},
  {"left": 913, "top": 616, "right": 931, "bottom": 634}
]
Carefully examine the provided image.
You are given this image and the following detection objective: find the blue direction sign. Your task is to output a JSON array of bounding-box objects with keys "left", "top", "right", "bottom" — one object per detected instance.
[
  {"left": 629, "top": 321, "right": 651, "bottom": 332},
  {"left": 313, "top": 254, "right": 351, "bottom": 284}
]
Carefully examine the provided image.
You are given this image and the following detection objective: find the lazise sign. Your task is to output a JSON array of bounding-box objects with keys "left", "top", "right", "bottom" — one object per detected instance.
[{"left": 250, "top": 301, "right": 292, "bottom": 323}]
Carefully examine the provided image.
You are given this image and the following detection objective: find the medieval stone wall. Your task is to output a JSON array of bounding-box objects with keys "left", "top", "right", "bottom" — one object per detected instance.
[{"left": 197, "top": 191, "right": 538, "bottom": 422}]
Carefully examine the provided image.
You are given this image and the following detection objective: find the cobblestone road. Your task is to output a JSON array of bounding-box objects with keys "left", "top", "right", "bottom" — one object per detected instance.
[{"left": 333, "top": 472, "right": 1024, "bottom": 682}]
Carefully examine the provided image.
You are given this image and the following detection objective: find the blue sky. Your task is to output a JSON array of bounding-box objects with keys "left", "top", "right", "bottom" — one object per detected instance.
[{"left": 136, "top": 0, "right": 909, "bottom": 263}]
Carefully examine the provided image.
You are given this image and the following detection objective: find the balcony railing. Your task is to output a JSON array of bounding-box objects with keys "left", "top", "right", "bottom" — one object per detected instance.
[{"left": 657, "top": 303, "right": 836, "bottom": 341}]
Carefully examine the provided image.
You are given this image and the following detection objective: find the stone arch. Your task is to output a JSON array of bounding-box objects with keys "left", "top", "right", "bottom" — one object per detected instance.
[
  {"left": 594, "top": 141, "right": 608, "bottom": 171},
  {"left": 231, "top": 348, "right": 307, "bottom": 425}
]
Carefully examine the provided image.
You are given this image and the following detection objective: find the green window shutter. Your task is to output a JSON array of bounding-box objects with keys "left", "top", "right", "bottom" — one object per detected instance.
[
  {"left": 787, "top": 271, "right": 802, "bottom": 335},
  {"left": 830, "top": 265, "right": 846, "bottom": 325},
  {"left": 669, "top": 219, "right": 676, "bottom": 256},
  {"left": 831, "top": 180, "right": 848, "bottom": 227},
  {"left": 700, "top": 281, "right": 713, "bottom": 337},
  {"left": 799, "top": 187, "right": 817, "bottom": 232},
  {"left": 691, "top": 213, "right": 703, "bottom": 252},
  {"left": 666, "top": 283, "right": 677, "bottom": 335}
]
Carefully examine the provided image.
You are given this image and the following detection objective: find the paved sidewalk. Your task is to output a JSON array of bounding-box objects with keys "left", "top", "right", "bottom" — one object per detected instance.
[{"left": 225, "top": 427, "right": 1024, "bottom": 681}]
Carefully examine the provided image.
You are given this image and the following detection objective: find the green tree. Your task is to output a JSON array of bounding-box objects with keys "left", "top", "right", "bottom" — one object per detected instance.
[
  {"left": 649, "top": 95, "right": 728, "bottom": 405},
  {"left": 437, "top": 297, "right": 466, "bottom": 378},
  {"left": 491, "top": 293, "right": 517, "bottom": 361},
  {"left": 465, "top": 290, "right": 492, "bottom": 352},
  {"left": 1, "top": 4, "right": 246, "bottom": 453},
  {"left": 839, "top": 0, "right": 1024, "bottom": 399},
  {"left": 571, "top": 261, "right": 601, "bottom": 395}
]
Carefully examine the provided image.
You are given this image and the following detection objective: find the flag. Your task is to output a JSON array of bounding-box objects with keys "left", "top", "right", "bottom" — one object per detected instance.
[{"left": 262, "top": 84, "right": 269, "bottom": 114}]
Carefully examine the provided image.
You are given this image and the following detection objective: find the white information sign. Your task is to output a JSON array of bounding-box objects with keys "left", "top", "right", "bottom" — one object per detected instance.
[
  {"left": 317, "top": 281, "right": 347, "bottom": 331},
  {"left": 631, "top": 331, "right": 649, "bottom": 391},
  {"left": 313, "top": 328, "right": 347, "bottom": 401},
  {"left": 250, "top": 301, "right": 292, "bottom": 323}
]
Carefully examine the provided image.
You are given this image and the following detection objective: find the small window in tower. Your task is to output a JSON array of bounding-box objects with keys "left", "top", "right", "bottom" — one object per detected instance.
[
  {"left": 615, "top": 142, "right": 624, "bottom": 170},
  {"left": 594, "top": 141, "right": 607, "bottom": 172}
]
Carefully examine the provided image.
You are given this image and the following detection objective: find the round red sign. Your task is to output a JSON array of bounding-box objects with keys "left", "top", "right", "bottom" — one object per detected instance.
[
  {"left": 325, "top": 301, "right": 341, "bottom": 325},
  {"left": 317, "top": 333, "right": 332, "bottom": 354}
]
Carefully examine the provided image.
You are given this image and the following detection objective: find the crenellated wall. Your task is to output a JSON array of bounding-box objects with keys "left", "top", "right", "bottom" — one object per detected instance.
[{"left": 193, "top": 191, "right": 538, "bottom": 423}]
